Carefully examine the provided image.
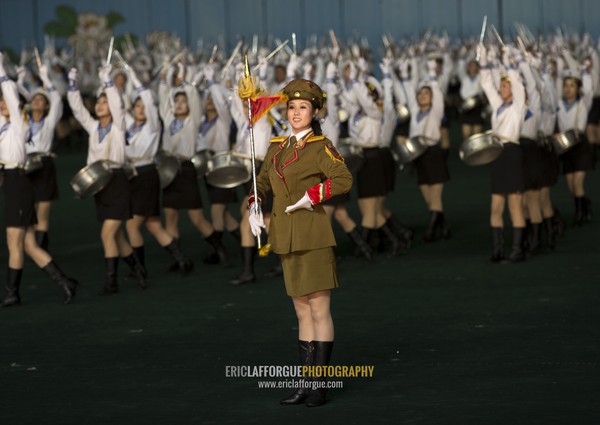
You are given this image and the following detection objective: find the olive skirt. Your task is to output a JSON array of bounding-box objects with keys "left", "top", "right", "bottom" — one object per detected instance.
[{"left": 280, "top": 247, "right": 339, "bottom": 297}]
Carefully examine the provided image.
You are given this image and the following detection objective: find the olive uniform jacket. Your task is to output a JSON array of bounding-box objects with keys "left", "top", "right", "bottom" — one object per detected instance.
[{"left": 254, "top": 132, "right": 353, "bottom": 255}]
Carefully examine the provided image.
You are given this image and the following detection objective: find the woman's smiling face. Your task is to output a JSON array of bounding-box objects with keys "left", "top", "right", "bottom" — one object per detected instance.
[{"left": 287, "top": 99, "right": 316, "bottom": 133}]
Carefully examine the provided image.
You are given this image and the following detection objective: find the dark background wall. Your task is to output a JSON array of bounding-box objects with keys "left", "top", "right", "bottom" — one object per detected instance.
[{"left": 1, "top": 0, "right": 598, "bottom": 52}]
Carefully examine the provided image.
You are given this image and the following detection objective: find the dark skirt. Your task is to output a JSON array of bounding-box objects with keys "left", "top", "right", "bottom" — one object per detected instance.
[
  {"left": 520, "top": 138, "right": 545, "bottom": 190},
  {"left": 162, "top": 161, "right": 203, "bottom": 210},
  {"left": 562, "top": 136, "right": 594, "bottom": 174},
  {"left": 130, "top": 164, "right": 161, "bottom": 218},
  {"left": 460, "top": 103, "right": 486, "bottom": 126},
  {"left": 357, "top": 147, "right": 387, "bottom": 198},
  {"left": 490, "top": 143, "right": 525, "bottom": 194},
  {"left": 206, "top": 182, "right": 238, "bottom": 204},
  {"left": 2, "top": 169, "right": 37, "bottom": 228},
  {"left": 280, "top": 247, "right": 339, "bottom": 297},
  {"left": 380, "top": 147, "right": 396, "bottom": 192},
  {"left": 414, "top": 145, "right": 450, "bottom": 185},
  {"left": 27, "top": 156, "right": 59, "bottom": 201},
  {"left": 94, "top": 169, "right": 132, "bottom": 222},
  {"left": 540, "top": 144, "right": 560, "bottom": 187}
]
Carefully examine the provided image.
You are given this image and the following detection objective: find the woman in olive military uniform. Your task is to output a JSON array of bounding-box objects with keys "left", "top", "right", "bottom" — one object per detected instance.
[{"left": 248, "top": 79, "right": 352, "bottom": 407}]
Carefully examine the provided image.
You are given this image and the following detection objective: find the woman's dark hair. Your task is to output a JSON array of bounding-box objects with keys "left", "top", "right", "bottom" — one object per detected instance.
[{"left": 311, "top": 118, "right": 323, "bottom": 135}]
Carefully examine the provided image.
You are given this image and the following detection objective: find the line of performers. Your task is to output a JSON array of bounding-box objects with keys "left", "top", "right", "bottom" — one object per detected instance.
[{"left": 1, "top": 30, "right": 598, "bottom": 306}]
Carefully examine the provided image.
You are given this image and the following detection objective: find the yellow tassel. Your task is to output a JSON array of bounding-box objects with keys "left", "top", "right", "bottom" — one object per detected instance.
[
  {"left": 258, "top": 243, "right": 271, "bottom": 257},
  {"left": 238, "top": 74, "right": 263, "bottom": 100}
]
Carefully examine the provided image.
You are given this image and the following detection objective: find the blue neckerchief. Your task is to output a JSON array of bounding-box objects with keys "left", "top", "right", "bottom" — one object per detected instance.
[
  {"left": 416, "top": 109, "right": 431, "bottom": 123},
  {"left": 169, "top": 119, "right": 185, "bottom": 136},
  {"left": 524, "top": 109, "right": 533, "bottom": 121},
  {"left": 28, "top": 116, "right": 45, "bottom": 138},
  {"left": 98, "top": 122, "right": 112, "bottom": 143},
  {"left": 562, "top": 97, "right": 579, "bottom": 112},
  {"left": 496, "top": 101, "right": 513, "bottom": 117},
  {"left": 126, "top": 122, "right": 145, "bottom": 144},
  {"left": 0, "top": 122, "right": 11, "bottom": 136},
  {"left": 199, "top": 116, "right": 218, "bottom": 136}
]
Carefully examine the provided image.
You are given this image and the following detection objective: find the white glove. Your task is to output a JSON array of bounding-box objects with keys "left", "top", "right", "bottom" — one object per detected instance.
[
  {"left": 427, "top": 59, "right": 437, "bottom": 77},
  {"left": 258, "top": 57, "right": 268, "bottom": 80},
  {"left": 177, "top": 62, "right": 186, "bottom": 81},
  {"left": 330, "top": 45, "right": 340, "bottom": 61},
  {"left": 16, "top": 66, "right": 26, "bottom": 85},
  {"left": 379, "top": 58, "right": 392, "bottom": 76},
  {"left": 399, "top": 60, "right": 409, "bottom": 79},
  {"left": 287, "top": 54, "right": 298, "bottom": 78},
  {"left": 502, "top": 49, "right": 512, "bottom": 68},
  {"left": 357, "top": 57, "right": 368, "bottom": 73},
  {"left": 0, "top": 52, "right": 5, "bottom": 75},
  {"left": 249, "top": 203, "right": 265, "bottom": 237},
  {"left": 203, "top": 65, "right": 215, "bottom": 82},
  {"left": 303, "top": 62, "right": 312, "bottom": 79},
  {"left": 38, "top": 64, "right": 51, "bottom": 86},
  {"left": 477, "top": 44, "right": 487, "bottom": 66},
  {"left": 326, "top": 61, "right": 337, "bottom": 80},
  {"left": 348, "top": 62, "right": 357, "bottom": 80},
  {"left": 284, "top": 193, "right": 313, "bottom": 214},
  {"left": 486, "top": 46, "right": 497, "bottom": 64},
  {"left": 99, "top": 64, "right": 112, "bottom": 83},
  {"left": 68, "top": 67, "right": 78, "bottom": 85},
  {"left": 127, "top": 67, "right": 142, "bottom": 89}
]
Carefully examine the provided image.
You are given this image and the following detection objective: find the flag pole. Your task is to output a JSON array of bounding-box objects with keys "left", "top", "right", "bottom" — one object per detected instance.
[{"left": 243, "top": 54, "right": 262, "bottom": 250}]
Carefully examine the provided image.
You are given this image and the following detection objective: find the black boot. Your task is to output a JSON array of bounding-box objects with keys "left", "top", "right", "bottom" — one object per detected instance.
[
  {"left": 229, "top": 227, "right": 241, "bottom": 242},
  {"left": 164, "top": 239, "right": 194, "bottom": 276},
  {"left": 528, "top": 223, "right": 542, "bottom": 255},
  {"left": 122, "top": 253, "right": 147, "bottom": 289},
  {"left": 543, "top": 217, "right": 556, "bottom": 251},
  {"left": 347, "top": 227, "right": 374, "bottom": 261},
  {"left": 280, "top": 341, "right": 315, "bottom": 405},
  {"left": 264, "top": 256, "right": 283, "bottom": 278},
  {"left": 438, "top": 212, "right": 451, "bottom": 240},
  {"left": 506, "top": 227, "right": 526, "bottom": 263},
  {"left": 379, "top": 222, "right": 401, "bottom": 256},
  {"left": 369, "top": 228, "right": 383, "bottom": 253},
  {"left": 2, "top": 268, "right": 22, "bottom": 307},
  {"left": 35, "top": 231, "right": 49, "bottom": 251},
  {"left": 423, "top": 211, "right": 441, "bottom": 242},
  {"left": 387, "top": 215, "right": 415, "bottom": 249},
  {"left": 574, "top": 197, "right": 584, "bottom": 227},
  {"left": 305, "top": 341, "right": 334, "bottom": 407},
  {"left": 101, "top": 257, "right": 119, "bottom": 295},
  {"left": 204, "top": 231, "right": 228, "bottom": 265},
  {"left": 42, "top": 261, "right": 79, "bottom": 304},
  {"left": 583, "top": 197, "right": 593, "bottom": 222},
  {"left": 490, "top": 227, "right": 504, "bottom": 263},
  {"left": 230, "top": 247, "right": 256, "bottom": 285},
  {"left": 133, "top": 246, "right": 146, "bottom": 270}
]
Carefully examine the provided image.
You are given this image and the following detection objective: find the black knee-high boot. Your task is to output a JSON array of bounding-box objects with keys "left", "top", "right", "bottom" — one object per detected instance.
[
  {"left": 574, "top": 197, "right": 584, "bottom": 227},
  {"left": 386, "top": 215, "right": 415, "bottom": 248},
  {"left": 347, "top": 227, "right": 374, "bottom": 261},
  {"left": 305, "top": 341, "right": 334, "bottom": 407},
  {"left": 490, "top": 227, "right": 504, "bottom": 263},
  {"left": 2, "top": 268, "right": 23, "bottom": 307},
  {"left": 133, "top": 246, "right": 146, "bottom": 270},
  {"left": 528, "top": 223, "right": 542, "bottom": 255},
  {"left": 507, "top": 227, "right": 526, "bottom": 263},
  {"left": 438, "top": 212, "right": 451, "bottom": 240},
  {"left": 229, "top": 227, "right": 241, "bottom": 242},
  {"left": 264, "top": 255, "right": 284, "bottom": 278},
  {"left": 583, "top": 197, "right": 593, "bottom": 222},
  {"left": 379, "top": 222, "right": 401, "bottom": 256},
  {"left": 101, "top": 257, "right": 119, "bottom": 295},
  {"left": 204, "top": 231, "right": 228, "bottom": 265},
  {"left": 122, "top": 252, "right": 147, "bottom": 289},
  {"left": 229, "top": 247, "right": 256, "bottom": 285},
  {"left": 423, "top": 211, "right": 441, "bottom": 242},
  {"left": 280, "top": 341, "right": 315, "bottom": 405},
  {"left": 552, "top": 208, "right": 566, "bottom": 237},
  {"left": 42, "top": 261, "right": 79, "bottom": 304},
  {"left": 35, "top": 231, "right": 49, "bottom": 251},
  {"left": 164, "top": 239, "right": 194, "bottom": 275}
]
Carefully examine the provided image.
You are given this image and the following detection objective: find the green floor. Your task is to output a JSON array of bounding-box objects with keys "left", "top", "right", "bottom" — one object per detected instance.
[{"left": 1, "top": 146, "right": 599, "bottom": 425}]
